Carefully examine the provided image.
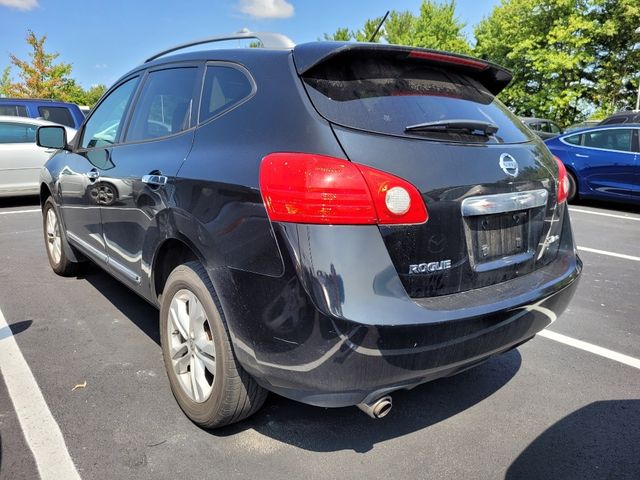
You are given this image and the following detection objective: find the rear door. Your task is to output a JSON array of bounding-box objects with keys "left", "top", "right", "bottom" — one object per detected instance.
[
  {"left": 295, "top": 45, "right": 566, "bottom": 298},
  {"left": 98, "top": 64, "right": 202, "bottom": 290},
  {"left": 576, "top": 127, "right": 636, "bottom": 200}
]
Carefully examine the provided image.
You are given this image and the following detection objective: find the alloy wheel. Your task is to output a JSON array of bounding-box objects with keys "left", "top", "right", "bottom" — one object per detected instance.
[
  {"left": 45, "top": 208, "right": 62, "bottom": 265},
  {"left": 167, "top": 289, "right": 217, "bottom": 403}
]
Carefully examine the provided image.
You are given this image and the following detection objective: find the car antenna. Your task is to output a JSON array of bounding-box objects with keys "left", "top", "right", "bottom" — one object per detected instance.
[{"left": 368, "top": 11, "right": 390, "bottom": 42}]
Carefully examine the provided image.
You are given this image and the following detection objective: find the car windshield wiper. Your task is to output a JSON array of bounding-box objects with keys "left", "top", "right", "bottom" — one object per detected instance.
[{"left": 405, "top": 119, "right": 499, "bottom": 136}]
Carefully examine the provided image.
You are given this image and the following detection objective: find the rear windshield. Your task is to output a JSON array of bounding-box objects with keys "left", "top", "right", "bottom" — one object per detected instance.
[{"left": 302, "top": 58, "right": 533, "bottom": 144}]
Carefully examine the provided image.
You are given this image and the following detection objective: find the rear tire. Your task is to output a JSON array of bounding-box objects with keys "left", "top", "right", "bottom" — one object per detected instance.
[
  {"left": 567, "top": 171, "right": 578, "bottom": 203},
  {"left": 159, "top": 261, "right": 267, "bottom": 428},
  {"left": 42, "top": 197, "right": 79, "bottom": 276}
]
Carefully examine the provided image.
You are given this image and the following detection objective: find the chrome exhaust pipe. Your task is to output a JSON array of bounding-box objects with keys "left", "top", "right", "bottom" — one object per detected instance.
[{"left": 357, "top": 395, "right": 392, "bottom": 419}]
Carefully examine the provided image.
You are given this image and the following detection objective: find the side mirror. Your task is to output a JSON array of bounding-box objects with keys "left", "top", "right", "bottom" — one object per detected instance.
[{"left": 36, "top": 126, "right": 69, "bottom": 150}]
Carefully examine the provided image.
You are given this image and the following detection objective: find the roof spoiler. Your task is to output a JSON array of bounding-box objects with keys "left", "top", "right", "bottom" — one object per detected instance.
[{"left": 293, "top": 42, "right": 513, "bottom": 96}]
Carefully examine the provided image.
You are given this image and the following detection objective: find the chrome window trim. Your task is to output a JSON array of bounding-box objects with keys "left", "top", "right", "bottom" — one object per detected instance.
[
  {"left": 461, "top": 189, "right": 548, "bottom": 217},
  {"left": 558, "top": 126, "right": 638, "bottom": 155}
]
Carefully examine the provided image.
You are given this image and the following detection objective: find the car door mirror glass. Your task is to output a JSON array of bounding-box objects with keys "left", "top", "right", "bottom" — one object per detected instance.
[{"left": 36, "top": 126, "right": 67, "bottom": 150}]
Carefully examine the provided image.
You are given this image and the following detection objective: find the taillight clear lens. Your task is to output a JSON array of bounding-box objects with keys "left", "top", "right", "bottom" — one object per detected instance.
[
  {"left": 259, "top": 153, "right": 428, "bottom": 225},
  {"left": 554, "top": 156, "right": 569, "bottom": 204}
]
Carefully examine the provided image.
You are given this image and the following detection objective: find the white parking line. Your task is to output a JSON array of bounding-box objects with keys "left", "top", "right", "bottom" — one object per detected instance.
[
  {"left": 569, "top": 208, "right": 640, "bottom": 222},
  {"left": 0, "top": 208, "right": 40, "bottom": 216},
  {"left": 539, "top": 329, "right": 640, "bottom": 370},
  {"left": 577, "top": 246, "right": 640, "bottom": 262},
  {"left": 0, "top": 308, "right": 81, "bottom": 480}
]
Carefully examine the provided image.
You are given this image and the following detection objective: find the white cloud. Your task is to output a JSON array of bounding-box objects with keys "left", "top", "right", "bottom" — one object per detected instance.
[
  {"left": 0, "top": 0, "right": 38, "bottom": 11},
  {"left": 238, "top": 0, "right": 294, "bottom": 19},
  {"left": 94, "top": 63, "right": 108, "bottom": 69}
]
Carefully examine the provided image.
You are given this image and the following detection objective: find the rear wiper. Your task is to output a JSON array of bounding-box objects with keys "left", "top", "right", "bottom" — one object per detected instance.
[{"left": 405, "top": 119, "right": 499, "bottom": 136}]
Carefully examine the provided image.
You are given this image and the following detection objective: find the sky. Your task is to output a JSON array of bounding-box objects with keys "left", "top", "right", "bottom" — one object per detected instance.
[{"left": 0, "top": 0, "right": 499, "bottom": 89}]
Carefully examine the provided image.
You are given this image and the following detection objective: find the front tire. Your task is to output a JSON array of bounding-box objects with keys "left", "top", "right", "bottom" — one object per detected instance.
[
  {"left": 42, "top": 197, "right": 78, "bottom": 276},
  {"left": 159, "top": 261, "right": 267, "bottom": 428}
]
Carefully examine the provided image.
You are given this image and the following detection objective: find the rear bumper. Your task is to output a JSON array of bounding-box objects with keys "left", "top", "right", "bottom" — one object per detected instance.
[{"left": 219, "top": 213, "right": 581, "bottom": 408}]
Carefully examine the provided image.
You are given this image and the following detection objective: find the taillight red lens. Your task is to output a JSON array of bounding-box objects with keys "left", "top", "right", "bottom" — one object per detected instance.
[
  {"left": 259, "top": 153, "right": 428, "bottom": 225},
  {"left": 407, "top": 51, "right": 489, "bottom": 70},
  {"left": 554, "top": 156, "right": 569, "bottom": 204}
]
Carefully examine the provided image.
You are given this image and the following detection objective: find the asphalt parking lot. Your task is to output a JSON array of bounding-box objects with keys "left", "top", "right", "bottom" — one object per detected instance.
[{"left": 0, "top": 196, "right": 638, "bottom": 480}]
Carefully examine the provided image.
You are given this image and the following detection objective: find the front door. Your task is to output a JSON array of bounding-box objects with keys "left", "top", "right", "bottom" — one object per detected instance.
[{"left": 59, "top": 76, "right": 140, "bottom": 262}]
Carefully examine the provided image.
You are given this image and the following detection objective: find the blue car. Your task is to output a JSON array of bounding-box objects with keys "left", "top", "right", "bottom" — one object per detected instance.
[
  {"left": 545, "top": 124, "right": 639, "bottom": 204},
  {"left": 0, "top": 98, "right": 85, "bottom": 129}
]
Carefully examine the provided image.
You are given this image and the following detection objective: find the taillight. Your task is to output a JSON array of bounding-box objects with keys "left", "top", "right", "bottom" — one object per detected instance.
[
  {"left": 554, "top": 156, "right": 569, "bottom": 204},
  {"left": 259, "top": 153, "right": 428, "bottom": 225}
]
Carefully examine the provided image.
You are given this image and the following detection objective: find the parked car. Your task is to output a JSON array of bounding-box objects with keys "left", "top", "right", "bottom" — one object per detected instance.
[
  {"left": 0, "top": 116, "right": 75, "bottom": 197},
  {"left": 565, "top": 120, "right": 599, "bottom": 132},
  {"left": 36, "top": 32, "right": 581, "bottom": 428},
  {"left": 0, "top": 98, "right": 85, "bottom": 129},
  {"left": 545, "top": 125, "right": 639, "bottom": 203},
  {"left": 520, "top": 117, "right": 563, "bottom": 139},
  {"left": 598, "top": 110, "right": 640, "bottom": 126}
]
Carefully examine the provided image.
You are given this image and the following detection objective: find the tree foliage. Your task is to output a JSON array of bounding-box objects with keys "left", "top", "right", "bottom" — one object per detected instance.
[
  {"left": 324, "top": 1, "right": 471, "bottom": 53},
  {"left": 1, "top": 30, "right": 106, "bottom": 106},
  {"left": 475, "top": 0, "right": 640, "bottom": 125}
]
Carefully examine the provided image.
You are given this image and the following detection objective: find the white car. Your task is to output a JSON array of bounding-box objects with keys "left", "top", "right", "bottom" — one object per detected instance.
[{"left": 0, "top": 116, "right": 76, "bottom": 197}]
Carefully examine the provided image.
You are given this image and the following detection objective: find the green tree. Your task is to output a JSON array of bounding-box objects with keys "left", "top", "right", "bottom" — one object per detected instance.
[
  {"left": 0, "top": 67, "right": 11, "bottom": 97},
  {"left": 323, "top": 1, "right": 471, "bottom": 52},
  {"left": 474, "top": 0, "right": 598, "bottom": 126},
  {"left": 588, "top": 0, "right": 640, "bottom": 114},
  {"left": 2, "top": 30, "right": 73, "bottom": 99}
]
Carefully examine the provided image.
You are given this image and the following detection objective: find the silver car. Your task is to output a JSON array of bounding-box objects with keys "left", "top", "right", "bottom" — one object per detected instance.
[{"left": 0, "top": 116, "right": 76, "bottom": 197}]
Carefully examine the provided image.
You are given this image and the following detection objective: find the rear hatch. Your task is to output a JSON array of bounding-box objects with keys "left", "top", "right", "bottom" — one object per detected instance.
[{"left": 294, "top": 43, "right": 566, "bottom": 298}]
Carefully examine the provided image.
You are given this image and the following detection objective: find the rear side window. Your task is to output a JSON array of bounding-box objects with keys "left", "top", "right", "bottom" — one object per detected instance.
[
  {"left": 0, "top": 105, "right": 28, "bottom": 117},
  {"left": 38, "top": 106, "right": 74, "bottom": 127},
  {"left": 302, "top": 56, "right": 533, "bottom": 144},
  {"left": 583, "top": 129, "right": 632, "bottom": 152},
  {"left": 0, "top": 122, "right": 37, "bottom": 143},
  {"left": 126, "top": 67, "right": 199, "bottom": 142},
  {"left": 199, "top": 65, "right": 254, "bottom": 123}
]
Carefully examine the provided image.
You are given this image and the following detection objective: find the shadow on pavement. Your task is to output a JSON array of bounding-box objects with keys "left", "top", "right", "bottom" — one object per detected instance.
[
  {"left": 0, "top": 320, "right": 33, "bottom": 341},
  {"left": 81, "top": 265, "right": 160, "bottom": 345},
  {"left": 0, "top": 196, "right": 39, "bottom": 209},
  {"left": 218, "top": 349, "right": 522, "bottom": 453},
  {"left": 571, "top": 198, "right": 639, "bottom": 214},
  {"left": 73, "top": 265, "right": 524, "bottom": 454},
  {"left": 507, "top": 400, "right": 640, "bottom": 480}
]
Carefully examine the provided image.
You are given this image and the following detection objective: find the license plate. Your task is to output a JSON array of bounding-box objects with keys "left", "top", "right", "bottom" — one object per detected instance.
[{"left": 468, "top": 210, "right": 528, "bottom": 262}]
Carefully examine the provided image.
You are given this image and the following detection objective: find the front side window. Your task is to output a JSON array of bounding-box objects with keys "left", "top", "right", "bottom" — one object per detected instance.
[
  {"left": 38, "top": 106, "right": 74, "bottom": 127},
  {"left": 199, "top": 65, "right": 254, "bottom": 123},
  {"left": 0, "top": 122, "right": 37, "bottom": 144},
  {"left": 583, "top": 129, "right": 632, "bottom": 152},
  {"left": 126, "top": 67, "right": 199, "bottom": 142},
  {"left": 81, "top": 77, "right": 139, "bottom": 149},
  {"left": 0, "top": 105, "right": 28, "bottom": 117}
]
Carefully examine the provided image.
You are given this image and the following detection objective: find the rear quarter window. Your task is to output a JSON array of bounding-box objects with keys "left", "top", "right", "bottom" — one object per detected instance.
[
  {"left": 302, "top": 58, "right": 533, "bottom": 144},
  {"left": 563, "top": 134, "right": 581, "bottom": 145},
  {"left": 199, "top": 65, "right": 254, "bottom": 123}
]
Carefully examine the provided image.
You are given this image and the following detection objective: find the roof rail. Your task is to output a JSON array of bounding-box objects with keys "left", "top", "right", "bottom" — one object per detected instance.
[{"left": 144, "top": 30, "right": 295, "bottom": 63}]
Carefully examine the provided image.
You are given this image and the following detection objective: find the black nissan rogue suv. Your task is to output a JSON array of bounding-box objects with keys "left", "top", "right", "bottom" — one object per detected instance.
[{"left": 37, "top": 31, "right": 581, "bottom": 427}]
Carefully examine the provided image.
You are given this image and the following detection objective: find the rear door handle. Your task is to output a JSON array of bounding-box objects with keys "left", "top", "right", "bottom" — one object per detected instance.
[
  {"left": 141, "top": 174, "right": 168, "bottom": 186},
  {"left": 575, "top": 154, "right": 589, "bottom": 158}
]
